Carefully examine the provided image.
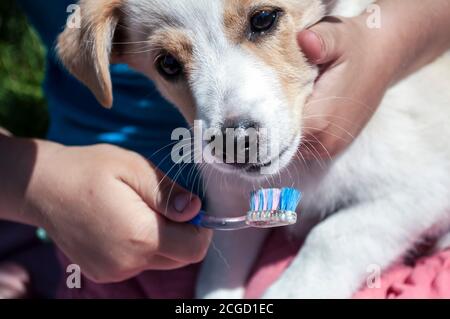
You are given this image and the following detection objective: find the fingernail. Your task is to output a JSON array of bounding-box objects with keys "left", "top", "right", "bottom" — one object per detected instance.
[{"left": 173, "top": 193, "right": 191, "bottom": 213}]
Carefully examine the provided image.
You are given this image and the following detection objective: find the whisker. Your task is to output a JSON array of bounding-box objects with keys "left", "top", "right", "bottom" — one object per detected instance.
[
  {"left": 163, "top": 162, "right": 193, "bottom": 215},
  {"left": 303, "top": 132, "right": 334, "bottom": 162},
  {"left": 152, "top": 153, "right": 194, "bottom": 208},
  {"left": 304, "top": 96, "right": 375, "bottom": 114},
  {"left": 148, "top": 138, "right": 193, "bottom": 159},
  {"left": 302, "top": 114, "right": 360, "bottom": 126},
  {"left": 302, "top": 125, "right": 354, "bottom": 142},
  {"left": 302, "top": 141, "right": 328, "bottom": 169}
]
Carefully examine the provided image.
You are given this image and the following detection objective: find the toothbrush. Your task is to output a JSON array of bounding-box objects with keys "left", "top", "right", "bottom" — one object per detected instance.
[
  {"left": 34, "top": 188, "right": 301, "bottom": 242},
  {"left": 190, "top": 188, "right": 301, "bottom": 231}
]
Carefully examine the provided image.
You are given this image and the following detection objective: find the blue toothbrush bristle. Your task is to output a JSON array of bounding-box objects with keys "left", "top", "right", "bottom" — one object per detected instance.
[
  {"left": 280, "top": 188, "right": 302, "bottom": 212},
  {"left": 267, "top": 189, "right": 273, "bottom": 211},
  {"left": 250, "top": 188, "right": 301, "bottom": 212}
]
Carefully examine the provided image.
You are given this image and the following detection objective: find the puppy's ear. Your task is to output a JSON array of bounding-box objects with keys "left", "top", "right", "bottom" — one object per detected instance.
[{"left": 57, "top": 0, "right": 124, "bottom": 108}]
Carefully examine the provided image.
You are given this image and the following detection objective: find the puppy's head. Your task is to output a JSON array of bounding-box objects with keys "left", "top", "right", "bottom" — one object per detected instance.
[{"left": 58, "top": 0, "right": 330, "bottom": 178}]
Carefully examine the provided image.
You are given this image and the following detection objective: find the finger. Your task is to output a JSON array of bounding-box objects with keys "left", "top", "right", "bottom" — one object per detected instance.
[
  {"left": 297, "top": 30, "right": 323, "bottom": 63},
  {"left": 101, "top": 176, "right": 210, "bottom": 267},
  {"left": 0, "top": 264, "right": 29, "bottom": 299},
  {"left": 299, "top": 54, "right": 359, "bottom": 159},
  {"left": 298, "top": 18, "right": 346, "bottom": 64},
  {"left": 122, "top": 154, "right": 202, "bottom": 223},
  {"left": 0, "top": 274, "right": 27, "bottom": 294},
  {"left": 300, "top": 131, "right": 348, "bottom": 159},
  {"left": 0, "top": 285, "right": 27, "bottom": 299},
  {"left": 155, "top": 215, "right": 212, "bottom": 264},
  {"left": 146, "top": 255, "right": 191, "bottom": 270}
]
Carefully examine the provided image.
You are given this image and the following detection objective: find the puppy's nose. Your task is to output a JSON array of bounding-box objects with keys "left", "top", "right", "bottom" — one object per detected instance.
[
  {"left": 220, "top": 119, "right": 260, "bottom": 165},
  {"left": 222, "top": 119, "right": 259, "bottom": 132}
]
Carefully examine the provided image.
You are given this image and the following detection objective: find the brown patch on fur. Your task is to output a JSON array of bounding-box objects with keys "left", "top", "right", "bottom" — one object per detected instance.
[
  {"left": 143, "top": 28, "right": 197, "bottom": 122},
  {"left": 160, "top": 84, "right": 197, "bottom": 124},
  {"left": 148, "top": 28, "right": 195, "bottom": 75},
  {"left": 223, "top": 0, "right": 322, "bottom": 125},
  {"left": 57, "top": 0, "right": 124, "bottom": 108},
  {"left": 223, "top": 0, "right": 254, "bottom": 43}
]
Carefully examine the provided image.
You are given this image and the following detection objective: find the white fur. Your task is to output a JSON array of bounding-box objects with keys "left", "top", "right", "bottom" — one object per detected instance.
[
  {"left": 125, "top": 0, "right": 303, "bottom": 173},
  {"left": 127, "top": 0, "right": 450, "bottom": 299},
  {"left": 63, "top": 0, "right": 450, "bottom": 298},
  {"left": 198, "top": 2, "right": 450, "bottom": 298},
  {"left": 197, "top": 53, "right": 450, "bottom": 299}
]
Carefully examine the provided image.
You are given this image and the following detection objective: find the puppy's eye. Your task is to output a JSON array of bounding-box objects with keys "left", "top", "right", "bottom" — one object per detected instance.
[
  {"left": 156, "top": 53, "right": 183, "bottom": 79},
  {"left": 250, "top": 9, "right": 280, "bottom": 34}
]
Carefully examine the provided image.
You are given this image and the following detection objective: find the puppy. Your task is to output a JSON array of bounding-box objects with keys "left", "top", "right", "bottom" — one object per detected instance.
[{"left": 57, "top": 0, "right": 450, "bottom": 298}]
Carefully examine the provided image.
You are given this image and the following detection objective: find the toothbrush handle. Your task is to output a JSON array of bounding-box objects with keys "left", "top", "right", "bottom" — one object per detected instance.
[{"left": 189, "top": 211, "right": 249, "bottom": 231}]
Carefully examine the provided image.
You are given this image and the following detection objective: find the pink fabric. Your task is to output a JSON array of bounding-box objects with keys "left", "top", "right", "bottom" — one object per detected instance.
[
  {"left": 355, "top": 249, "right": 450, "bottom": 299},
  {"left": 58, "top": 230, "right": 450, "bottom": 299},
  {"left": 246, "top": 231, "right": 450, "bottom": 299}
]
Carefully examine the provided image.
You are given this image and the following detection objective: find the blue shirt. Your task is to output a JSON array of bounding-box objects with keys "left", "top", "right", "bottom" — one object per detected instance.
[{"left": 18, "top": 0, "right": 200, "bottom": 192}]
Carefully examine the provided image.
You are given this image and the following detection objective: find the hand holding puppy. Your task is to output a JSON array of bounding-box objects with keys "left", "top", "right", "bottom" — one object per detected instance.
[
  {"left": 298, "top": 0, "right": 450, "bottom": 158},
  {"left": 0, "top": 136, "right": 211, "bottom": 283}
]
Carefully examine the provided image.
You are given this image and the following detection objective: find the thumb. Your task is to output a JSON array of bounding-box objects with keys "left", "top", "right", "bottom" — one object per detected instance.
[
  {"left": 297, "top": 17, "right": 346, "bottom": 64},
  {"left": 126, "top": 156, "right": 202, "bottom": 223},
  {"left": 152, "top": 171, "right": 202, "bottom": 223}
]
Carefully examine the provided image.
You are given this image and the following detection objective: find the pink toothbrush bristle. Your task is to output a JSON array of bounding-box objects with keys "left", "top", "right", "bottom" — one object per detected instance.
[
  {"left": 263, "top": 189, "right": 269, "bottom": 211},
  {"left": 254, "top": 193, "right": 259, "bottom": 211},
  {"left": 272, "top": 188, "right": 280, "bottom": 211}
]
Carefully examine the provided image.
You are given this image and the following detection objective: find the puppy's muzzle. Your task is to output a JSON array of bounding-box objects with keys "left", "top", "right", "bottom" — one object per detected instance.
[{"left": 213, "top": 119, "right": 262, "bottom": 168}]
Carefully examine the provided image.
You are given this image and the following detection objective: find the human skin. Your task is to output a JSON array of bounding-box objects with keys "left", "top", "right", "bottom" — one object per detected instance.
[
  {"left": 0, "top": 263, "right": 29, "bottom": 299},
  {"left": 1, "top": 0, "right": 449, "bottom": 288},
  {"left": 297, "top": 0, "right": 450, "bottom": 158},
  {"left": 0, "top": 133, "right": 212, "bottom": 283}
]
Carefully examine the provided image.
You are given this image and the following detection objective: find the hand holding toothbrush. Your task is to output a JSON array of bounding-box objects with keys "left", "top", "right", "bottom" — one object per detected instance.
[{"left": 0, "top": 136, "right": 212, "bottom": 283}]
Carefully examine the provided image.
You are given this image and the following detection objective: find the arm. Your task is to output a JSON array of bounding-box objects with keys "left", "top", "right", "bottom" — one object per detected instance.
[
  {"left": 0, "top": 133, "right": 50, "bottom": 225},
  {"left": 379, "top": 0, "right": 450, "bottom": 83},
  {"left": 0, "top": 132, "right": 211, "bottom": 282},
  {"left": 297, "top": 0, "right": 450, "bottom": 158}
]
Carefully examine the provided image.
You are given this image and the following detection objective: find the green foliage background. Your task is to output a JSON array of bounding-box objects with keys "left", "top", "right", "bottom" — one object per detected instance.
[{"left": 0, "top": 0, "right": 48, "bottom": 137}]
